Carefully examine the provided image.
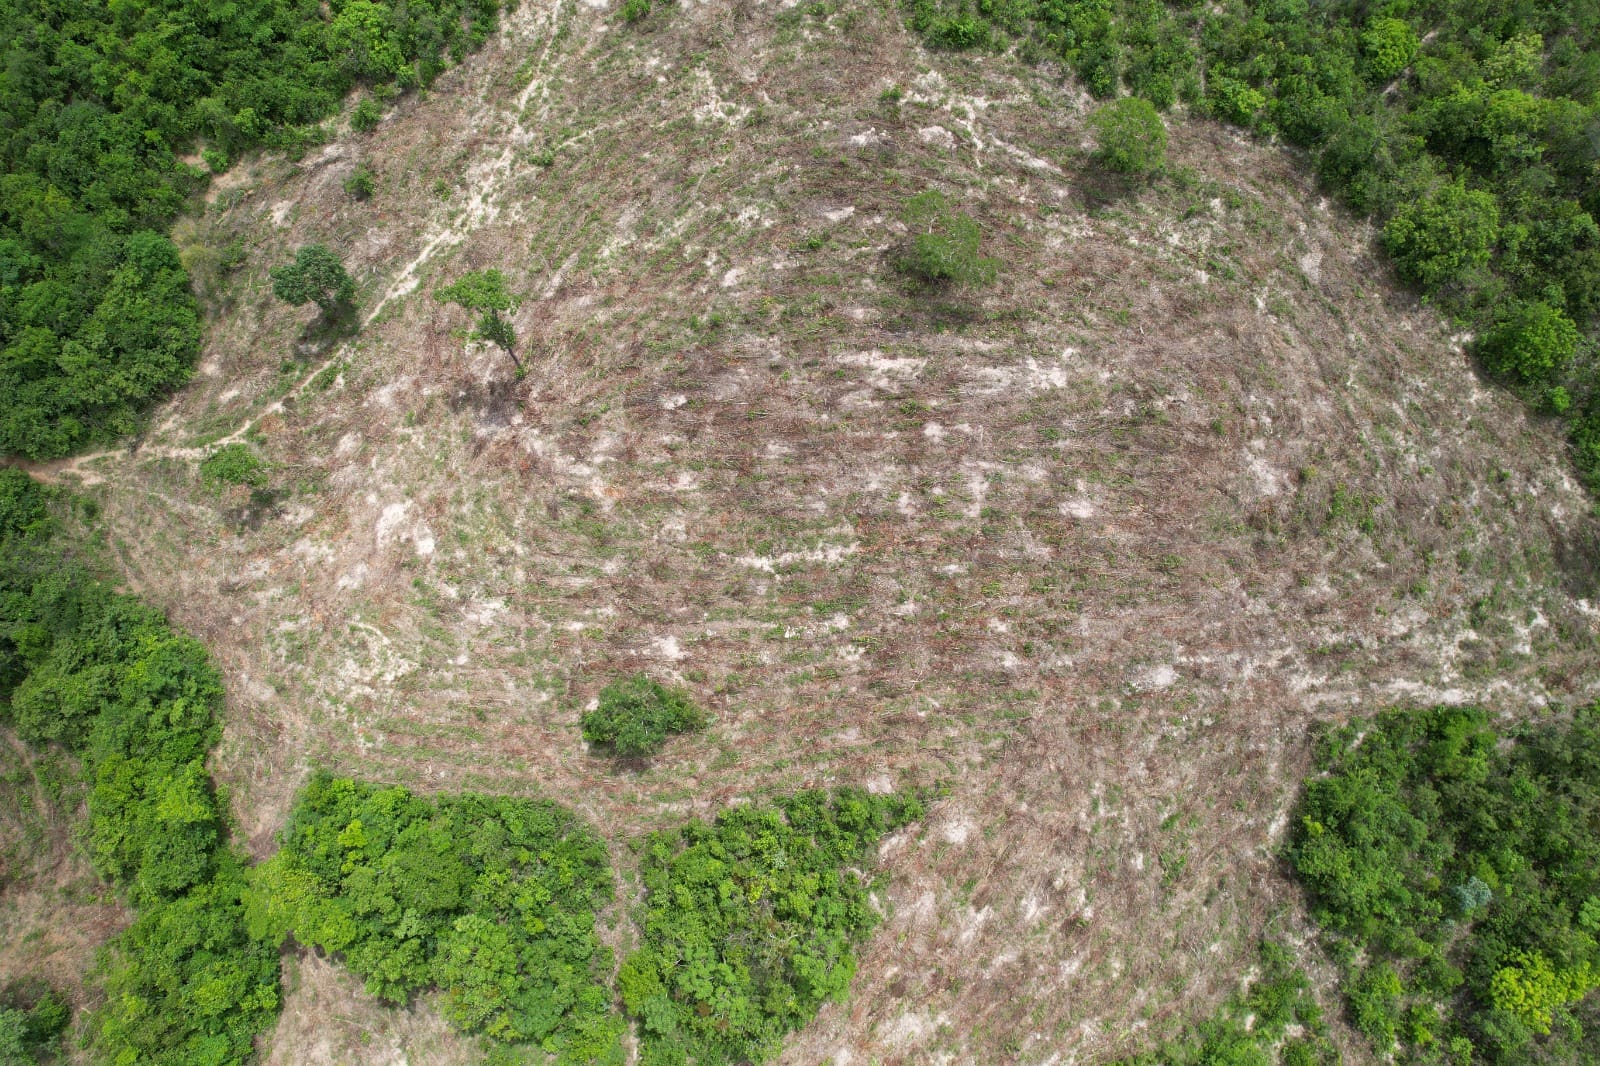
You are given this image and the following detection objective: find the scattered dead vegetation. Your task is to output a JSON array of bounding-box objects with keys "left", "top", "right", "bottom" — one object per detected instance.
[{"left": 13, "top": 0, "right": 1600, "bottom": 1062}]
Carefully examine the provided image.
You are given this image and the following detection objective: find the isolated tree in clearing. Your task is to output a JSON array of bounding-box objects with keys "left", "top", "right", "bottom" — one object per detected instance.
[
  {"left": 436, "top": 269, "right": 523, "bottom": 371},
  {"left": 270, "top": 244, "right": 357, "bottom": 317}
]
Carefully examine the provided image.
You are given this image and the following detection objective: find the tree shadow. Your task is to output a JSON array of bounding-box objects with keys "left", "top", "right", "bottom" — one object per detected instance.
[
  {"left": 1072, "top": 169, "right": 1147, "bottom": 212},
  {"left": 294, "top": 303, "right": 360, "bottom": 357}
]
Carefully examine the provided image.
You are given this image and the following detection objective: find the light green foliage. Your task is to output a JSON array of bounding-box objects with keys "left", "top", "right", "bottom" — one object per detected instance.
[
  {"left": 271, "top": 244, "right": 358, "bottom": 315},
  {"left": 1089, "top": 96, "right": 1167, "bottom": 174},
  {"left": 1382, "top": 182, "right": 1499, "bottom": 291},
  {"left": 249, "top": 774, "right": 622, "bottom": 1061},
  {"left": 0, "top": 469, "right": 281, "bottom": 1064},
  {"left": 1479, "top": 301, "right": 1580, "bottom": 388},
  {"left": 1361, "top": 18, "right": 1417, "bottom": 83},
  {"left": 580, "top": 675, "right": 707, "bottom": 758},
  {"left": 621, "top": 788, "right": 924, "bottom": 1065},
  {"left": 1289, "top": 705, "right": 1600, "bottom": 1062},
  {"left": 894, "top": 190, "right": 998, "bottom": 288},
  {"left": 1488, "top": 951, "right": 1597, "bottom": 1035},
  {"left": 436, "top": 269, "right": 521, "bottom": 359},
  {"left": 0, "top": 0, "right": 508, "bottom": 460},
  {"left": 200, "top": 444, "right": 268, "bottom": 489}
]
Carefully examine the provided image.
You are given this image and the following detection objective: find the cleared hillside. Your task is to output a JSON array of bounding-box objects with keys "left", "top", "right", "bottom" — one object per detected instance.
[{"left": 10, "top": 0, "right": 1600, "bottom": 1062}]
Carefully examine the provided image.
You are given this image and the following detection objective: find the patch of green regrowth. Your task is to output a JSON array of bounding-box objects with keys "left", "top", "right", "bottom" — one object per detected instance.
[
  {"left": 199, "top": 443, "right": 268, "bottom": 489},
  {"left": 894, "top": 189, "right": 998, "bottom": 288},
  {"left": 619, "top": 788, "right": 925, "bottom": 1064},
  {"left": 1114, "top": 941, "right": 1337, "bottom": 1065},
  {"left": 581, "top": 675, "right": 707, "bottom": 758},
  {"left": 1090, "top": 97, "right": 1167, "bottom": 175},
  {"left": 343, "top": 165, "right": 377, "bottom": 201},
  {"left": 246, "top": 774, "right": 624, "bottom": 1063}
]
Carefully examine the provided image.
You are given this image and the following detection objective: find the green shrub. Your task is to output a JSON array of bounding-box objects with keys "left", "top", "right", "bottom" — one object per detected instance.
[
  {"left": 351, "top": 97, "right": 383, "bottom": 132},
  {"left": 620, "top": 788, "right": 924, "bottom": 1064},
  {"left": 343, "top": 165, "right": 377, "bottom": 201},
  {"left": 1090, "top": 96, "right": 1168, "bottom": 174},
  {"left": 1362, "top": 18, "right": 1418, "bottom": 82},
  {"left": 200, "top": 443, "right": 267, "bottom": 488},
  {"left": 581, "top": 674, "right": 706, "bottom": 757},
  {"left": 248, "top": 774, "right": 622, "bottom": 1060},
  {"left": 0, "top": 981, "right": 69, "bottom": 1065},
  {"left": 1478, "top": 301, "right": 1580, "bottom": 388},
  {"left": 894, "top": 189, "right": 998, "bottom": 287}
]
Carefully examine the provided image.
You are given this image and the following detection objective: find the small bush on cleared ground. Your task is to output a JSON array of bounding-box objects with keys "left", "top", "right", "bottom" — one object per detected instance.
[
  {"left": 581, "top": 674, "right": 707, "bottom": 757},
  {"left": 620, "top": 788, "right": 925, "bottom": 1065},
  {"left": 894, "top": 189, "right": 998, "bottom": 287},
  {"left": 1090, "top": 97, "right": 1167, "bottom": 175},
  {"left": 200, "top": 443, "right": 268, "bottom": 488}
]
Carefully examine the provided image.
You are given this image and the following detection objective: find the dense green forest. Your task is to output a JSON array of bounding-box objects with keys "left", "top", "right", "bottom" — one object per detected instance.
[
  {"left": 0, "top": 0, "right": 507, "bottom": 459},
  {"left": 905, "top": 0, "right": 1600, "bottom": 486},
  {"left": 1289, "top": 705, "right": 1600, "bottom": 1063},
  {"left": 620, "top": 789, "right": 925, "bottom": 1065},
  {"left": 247, "top": 775, "right": 626, "bottom": 1063},
  {"left": 0, "top": 468, "right": 281, "bottom": 1063}
]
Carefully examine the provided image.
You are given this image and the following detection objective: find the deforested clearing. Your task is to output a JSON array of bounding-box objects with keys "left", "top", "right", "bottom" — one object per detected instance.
[{"left": 7, "top": 0, "right": 1600, "bottom": 1063}]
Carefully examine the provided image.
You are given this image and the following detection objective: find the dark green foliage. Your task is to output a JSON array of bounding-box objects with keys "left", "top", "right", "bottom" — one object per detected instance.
[
  {"left": 0, "top": 0, "right": 507, "bottom": 460},
  {"left": 436, "top": 269, "right": 522, "bottom": 364},
  {"left": 0, "top": 981, "right": 70, "bottom": 1065},
  {"left": 1114, "top": 941, "right": 1338, "bottom": 1065},
  {"left": 200, "top": 444, "right": 268, "bottom": 489},
  {"left": 1288, "top": 706, "right": 1600, "bottom": 1062},
  {"left": 1090, "top": 97, "right": 1167, "bottom": 175},
  {"left": 894, "top": 189, "right": 998, "bottom": 288},
  {"left": 270, "top": 244, "right": 357, "bottom": 315},
  {"left": 899, "top": 0, "right": 1600, "bottom": 491},
  {"left": 580, "top": 675, "right": 706, "bottom": 758},
  {"left": 343, "top": 166, "right": 377, "bottom": 201},
  {"left": 248, "top": 774, "right": 623, "bottom": 1062},
  {"left": 0, "top": 470, "right": 281, "bottom": 1064},
  {"left": 619, "top": 788, "right": 924, "bottom": 1065}
]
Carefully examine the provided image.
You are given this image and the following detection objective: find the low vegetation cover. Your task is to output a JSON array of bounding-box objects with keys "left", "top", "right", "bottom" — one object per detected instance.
[
  {"left": 0, "top": 469, "right": 281, "bottom": 1064},
  {"left": 1114, "top": 941, "right": 1338, "bottom": 1066},
  {"left": 1288, "top": 705, "right": 1600, "bottom": 1063},
  {"left": 580, "top": 674, "right": 707, "bottom": 758},
  {"left": 619, "top": 787, "right": 926, "bottom": 1065},
  {"left": 247, "top": 774, "right": 625, "bottom": 1063},
  {"left": 903, "top": 0, "right": 1600, "bottom": 487},
  {"left": 0, "top": 0, "right": 509, "bottom": 460}
]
